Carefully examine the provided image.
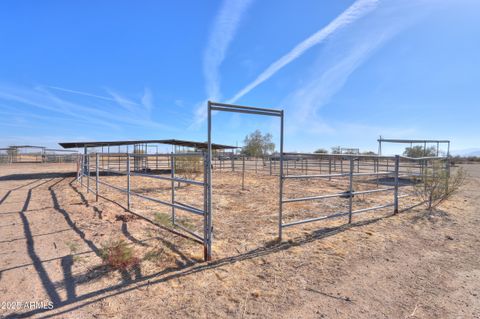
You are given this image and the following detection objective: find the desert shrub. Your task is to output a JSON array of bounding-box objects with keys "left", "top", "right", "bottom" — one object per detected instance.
[
  {"left": 413, "top": 163, "right": 467, "bottom": 210},
  {"left": 100, "top": 239, "right": 140, "bottom": 271},
  {"left": 175, "top": 156, "right": 203, "bottom": 180},
  {"left": 403, "top": 145, "right": 437, "bottom": 158}
]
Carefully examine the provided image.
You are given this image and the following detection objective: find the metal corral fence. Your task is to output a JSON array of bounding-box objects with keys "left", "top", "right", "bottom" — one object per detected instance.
[
  {"left": 0, "top": 148, "right": 8, "bottom": 164},
  {"left": 0, "top": 147, "right": 78, "bottom": 164},
  {"left": 211, "top": 152, "right": 449, "bottom": 239},
  {"left": 43, "top": 149, "right": 79, "bottom": 163},
  {"left": 74, "top": 101, "right": 451, "bottom": 261},
  {"left": 76, "top": 150, "right": 449, "bottom": 260},
  {"left": 211, "top": 153, "right": 439, "bottom": 177},
  {"left": 77, "top": 152, "right": 212, "bottom": 260},
  {"left": 279, "top": 153, "right": 449, "bottom": 238}
]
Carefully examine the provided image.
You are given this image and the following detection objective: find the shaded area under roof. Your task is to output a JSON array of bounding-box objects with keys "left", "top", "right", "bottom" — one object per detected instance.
[{"left": 59, "top": 139, "right": 238, "bottom": 150}]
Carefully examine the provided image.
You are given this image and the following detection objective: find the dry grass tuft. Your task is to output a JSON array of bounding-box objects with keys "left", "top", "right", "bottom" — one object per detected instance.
[{"left": 100, "top": 239, "right": 140, "bottom": 271}]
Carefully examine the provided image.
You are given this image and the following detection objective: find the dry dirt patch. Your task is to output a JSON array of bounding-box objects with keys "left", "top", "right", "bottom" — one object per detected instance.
[{"left": 0, "top": 163, "right": 478, "bottom": 318}]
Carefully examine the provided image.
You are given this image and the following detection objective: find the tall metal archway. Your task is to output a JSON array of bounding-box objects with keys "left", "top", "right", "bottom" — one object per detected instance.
[{"left": 206, "top": 101, "right": 284, "bottom": 261}]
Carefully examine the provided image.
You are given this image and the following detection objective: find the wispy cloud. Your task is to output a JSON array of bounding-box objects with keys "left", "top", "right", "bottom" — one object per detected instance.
[
  {"left": 227, "top": 0, "right": 379, "bottom": 103},
  {"left": 0, "top": 87, "right": 116, "bottom": 129},
  {"left": 204, "top": 0, "right": 254, "bottom": 101},
  {"left": 192, "top": 0, "right": 254, "bottom": 126},
  {"left": 49, "top": 85, "right": 154, "bottom": 114},
  {"left": 284, "top": 36, "right": 390, "bottom": 134},
  {"left": 283, "top": 1, "right": 424, "bottom": 134},
  {"left": 106, "top": 89, "right": 139, "bottom": 113},
  {"left": 141, "top": 88, "right": 154, "bottom": 112},
  {"left": 47, "top": 86, "right": 119, "bottom": 103},
  {"left": 0, "top": 85, "right": 170, "bottom": 132}
]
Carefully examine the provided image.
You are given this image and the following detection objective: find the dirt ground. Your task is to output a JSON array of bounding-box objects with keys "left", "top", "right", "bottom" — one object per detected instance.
[{"left": 0, "top": 162, "right": 479, "bottom": 318}]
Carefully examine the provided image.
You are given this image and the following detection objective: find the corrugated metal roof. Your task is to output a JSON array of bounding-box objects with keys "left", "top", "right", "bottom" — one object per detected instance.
[{"left": 59, "top": 139, "right": 237, "bottom": 150}]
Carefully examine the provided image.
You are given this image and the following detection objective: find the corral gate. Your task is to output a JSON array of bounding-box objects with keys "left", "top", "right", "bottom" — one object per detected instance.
[{"left": 206, "top": 101, "right": 285, "bottom": 260}]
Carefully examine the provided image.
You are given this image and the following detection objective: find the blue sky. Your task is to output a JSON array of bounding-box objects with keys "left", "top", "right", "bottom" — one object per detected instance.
[{"left": 0, "top": 0, "right": 478, "bottom": 155}]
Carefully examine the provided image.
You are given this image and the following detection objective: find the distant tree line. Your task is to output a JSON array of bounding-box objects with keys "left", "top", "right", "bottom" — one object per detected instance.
[{"left": 241, "top": 135, "right": 479, "bottom": 163}]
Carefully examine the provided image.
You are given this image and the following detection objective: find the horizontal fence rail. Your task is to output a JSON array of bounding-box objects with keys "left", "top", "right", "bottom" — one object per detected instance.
[
  {"left": 75, "top": 145, "right": 449, "bottom": 262},
  {"left": 77, "top": 152, "right": 210, "bottom": 256},
  {"left": 279, "top": 154, "right": 449, "bottom": 235}
]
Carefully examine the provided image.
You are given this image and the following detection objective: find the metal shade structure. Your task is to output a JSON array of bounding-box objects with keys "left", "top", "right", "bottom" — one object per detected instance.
[
  {"left": 59, "top": 139, "right": 237, "bottom": 150},
  {"left": 377, "top": 137, "right": 450, "bottom": 157}
]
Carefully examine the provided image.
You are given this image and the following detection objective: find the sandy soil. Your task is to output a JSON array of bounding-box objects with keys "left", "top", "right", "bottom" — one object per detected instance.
[{"left": 0, "top": 162, "right": 478, "bottom": 318}]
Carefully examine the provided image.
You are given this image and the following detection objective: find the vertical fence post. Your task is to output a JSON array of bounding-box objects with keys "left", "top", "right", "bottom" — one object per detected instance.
[
  {"left": 328, "top": 157, "right": 332, "bottom": 181},
  {"left": 348, "top": 159, "right": 354, "bottom": 223},
  {"left": 127, "top": 154, "right": 131, "bottom": 210},
  {"left": 269, "top": 157, "right": 272, "bottom": 176},
  {"left": 231, "top": 156, "right": 235, "bottom": 172},
  {"left": 394, "top": 155, "right": 400, "bottom": 214},
  {"left": 80, "top": 155, "right": 84, "bottom": 187},
  {"left": 86, "top": 155, "right": 90, "bottom": 193},
  {"left": 171, "top": 153, "right": 176, "bottom": 224},
  {"left": 203, "top": 152, "right": 208, "bottom": 261},
  {"left": 95, "top": 153, "right": 99, "bottom": 202},
  {"left": 445, "top": 157, "right": 450, "bottom": 194},
  {"left": 242, "top": 155, "right": 245, "bottom": 190},
  {"left": 278, "top": 110, "right": 284, "bottom": 242},
  {"left": 206, "top": 101, "right": 213, "bottom": 261},
  {"left": 423, "top": 160, "right": 427, "bottom": 193},
  {"left": 76, "top": 155, "right": 80, "bottom": 180}
]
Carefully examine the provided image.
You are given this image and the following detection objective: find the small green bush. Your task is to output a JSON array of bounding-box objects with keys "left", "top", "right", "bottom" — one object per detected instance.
[
  {"left": 100, "top": 239, "right": 139, "bottom": 271},
  {"left": 414, "top": 163, "right": 467, "bottom": 210}
]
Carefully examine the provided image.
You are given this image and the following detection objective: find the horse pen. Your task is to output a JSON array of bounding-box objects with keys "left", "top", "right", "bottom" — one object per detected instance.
[{"left": 0, "top": 103, "right": 478, "bottom": 318}]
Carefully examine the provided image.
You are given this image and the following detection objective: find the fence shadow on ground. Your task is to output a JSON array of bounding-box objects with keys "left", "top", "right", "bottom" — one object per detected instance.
[
  {"left": 2, "top": 175, "right": 415, "bottom": 319},
  {"left": 8, "top": 181, "right": 400, "bottom": 319},
  {"left": 0, "top": 172, "right": 76, "bottom": 181},
  {"left": 0, "top": 175, "right": 199, "bottom": 318}
]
